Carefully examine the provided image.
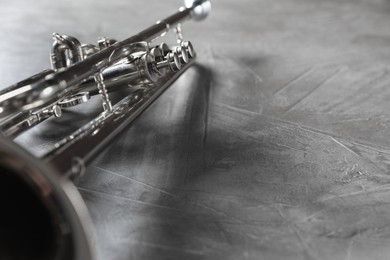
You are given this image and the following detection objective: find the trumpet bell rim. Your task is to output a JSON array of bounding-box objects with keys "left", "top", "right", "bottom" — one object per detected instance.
[{"left": 0, "top": 136, "right": 94, "bottom": 260}]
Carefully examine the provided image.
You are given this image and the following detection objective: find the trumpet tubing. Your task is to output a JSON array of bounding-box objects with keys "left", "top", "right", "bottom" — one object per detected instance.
[{"left": 0, "top": 1, "right": 210, "bottom": 259}]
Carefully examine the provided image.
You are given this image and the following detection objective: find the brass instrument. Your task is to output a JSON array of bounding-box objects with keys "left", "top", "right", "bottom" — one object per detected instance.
[{"left": 0, "top": 1, "right": 210, "bottom": 259}]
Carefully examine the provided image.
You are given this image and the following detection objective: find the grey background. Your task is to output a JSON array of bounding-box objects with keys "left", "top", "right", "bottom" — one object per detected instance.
[{"left": 1, "top": 0, "right": 390, "bottom": 259}]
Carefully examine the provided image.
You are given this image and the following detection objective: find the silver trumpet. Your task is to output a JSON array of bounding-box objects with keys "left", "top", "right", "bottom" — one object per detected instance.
[{"left": 0, "top": 1, "right": 210, "bottom": 259}]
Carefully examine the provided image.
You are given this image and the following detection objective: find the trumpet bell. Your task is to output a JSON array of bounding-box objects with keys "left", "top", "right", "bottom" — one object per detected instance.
[{"left": 0, "top": 135, "right": 93, "bottom": 260}]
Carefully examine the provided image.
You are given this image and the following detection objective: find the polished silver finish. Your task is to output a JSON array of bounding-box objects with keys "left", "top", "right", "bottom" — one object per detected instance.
[
  {"left": 51, "top": 33, "right": 84, "bottom": 70},
  {"left": 97, "top": 37, "right": 117, "bottom": 50},
  {"left": 58, "top": 92, "right": 90, "bottom": 108},
  {"left": 184, "top": 0, "right": 211, "bottom": 20},
  {"left": 157, "top": 52, "right": 181, "bottom": 72},
  {"left": 159, "top": 42, "right": 171, "bottom": 56},
  {"left": 39, "top": 104, "right": 62, "bottom": 118},
  {"left": 0, "top": 0, "right": 211, "bottom": 118},
  {"left": 0, "top": 136, "right": 94, "bottom": 260},
  {"left": 181, "top": 41, "right": 195, "bottom": 58},
  {"left": 172, "top": 45, "right": 189, "bottom": 64},
  {"left": 3, "top": 0, "right": 390, "bottom": 259},
  {"left": 94, "top": 72, "right": 113, "bottom": 112},
  {"left": 0, "top": 1, "right": 210, "bottom": 260}
]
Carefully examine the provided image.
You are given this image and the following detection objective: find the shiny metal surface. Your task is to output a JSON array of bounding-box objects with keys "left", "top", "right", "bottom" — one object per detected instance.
[
  {"left": 0, "top": 136, "right": 94, "bottom": 260},
  {"left": 0, "top": 1, "right": 209, "bottom": 133},
  {"left": 0, "top": 1, "right": 209, "bottom": 259},
  {"left": 2, "top": 0, "right": 390, "bottom": 259}
]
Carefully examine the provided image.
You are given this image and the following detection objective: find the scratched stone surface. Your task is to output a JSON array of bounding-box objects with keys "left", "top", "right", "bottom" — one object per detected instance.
[{"left": 1, "top": 0, "right": 390, "bottom": 259}]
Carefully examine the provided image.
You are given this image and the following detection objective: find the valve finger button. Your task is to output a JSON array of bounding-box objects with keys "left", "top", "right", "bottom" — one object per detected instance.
[
  {"left": 173, "top": 46, "right": 189, "bottom": 64},
  {"left": 150, "top": 47, "right": 164, "bottom": 62},
  {"left": 181, "top": 41, "right": 195, "bottom": 59},
  {"left": 58, "top": 92, "right": 90, "bottom": 108},
  {"left": 158, "top": 43, "right": 171, "bottom": 56},
  {"left": 157, "top": 52, "right": 181, "bottom": 72},
  {"left": 169, "top": 52, "right": 181, "bottom": 71}
]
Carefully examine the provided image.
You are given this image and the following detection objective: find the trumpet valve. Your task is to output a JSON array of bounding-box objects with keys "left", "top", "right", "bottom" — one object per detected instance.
[
  {"left": 150, "top": 46, "right": 164, "bottom": 62},
  {"left": 158, "top": 42, "right": 171, "bottom": 57},
  {"left": 172, "top": 46, "right": 189, "bottom": 64},
  {"left": 181, "top": 41, "right": 195, "bottom": 59},
  {"left": 156, "top": 52, "right": 181, "bottom": 72},
  {"left": 38, "top": 104, "right": 62, "bottom": 119}
]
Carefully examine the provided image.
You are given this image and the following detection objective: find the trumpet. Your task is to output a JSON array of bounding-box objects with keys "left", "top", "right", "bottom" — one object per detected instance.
[{"left": 0, "top": 1, "right": 210, "bottom": 259}]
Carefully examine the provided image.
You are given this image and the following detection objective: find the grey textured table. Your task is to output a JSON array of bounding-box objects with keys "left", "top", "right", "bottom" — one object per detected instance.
[{"left": 1, "top": 0, "right": 390, "bottom": 259}]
